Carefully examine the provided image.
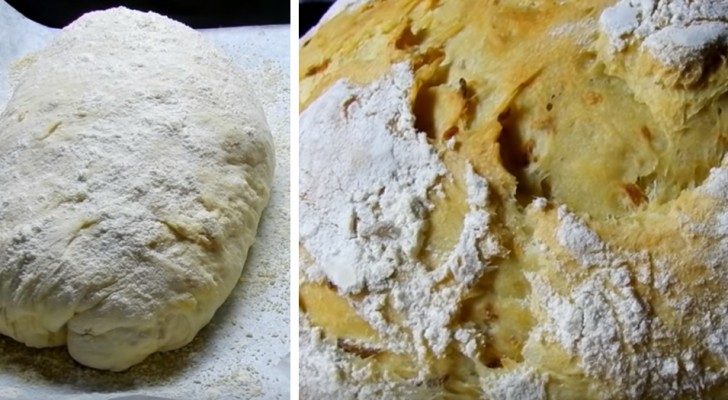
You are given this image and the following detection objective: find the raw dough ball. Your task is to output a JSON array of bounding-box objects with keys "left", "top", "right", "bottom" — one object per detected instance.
[
  {"left": 0, "top": 8, "right": 274, "bottom": 371},
  {"left": 299, "top": 0, "right": 728, "bottom": 398}
]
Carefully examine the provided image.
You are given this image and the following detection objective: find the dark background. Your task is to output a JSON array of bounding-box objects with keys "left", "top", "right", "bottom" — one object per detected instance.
[
  {"left": 6, "top": 0, "right": 291, "bottom": 28},
  {"left": 299, "top": 0, "right": 332, "bottom": 37}
]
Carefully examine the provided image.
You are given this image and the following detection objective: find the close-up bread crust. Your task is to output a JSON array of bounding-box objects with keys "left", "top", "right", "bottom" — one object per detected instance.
[{"left": 299, "top": 0, "right": 728, "bottom": 398}]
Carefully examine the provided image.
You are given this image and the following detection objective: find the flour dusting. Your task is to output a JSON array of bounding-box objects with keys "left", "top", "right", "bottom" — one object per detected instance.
[
  {"left": 599, "top": 0, "right": 728, "bottom": 68},
  {"left": 1, "top": 6, "right": 271, "bottom": 369},
  {"left": 299, "top": 62, "right": 446, "bottom": 293},
  {"left": 480, "top": 366, "right": 546, "bottom": 400},
  {"left": 299, "top": 63, "right": 503, "bottom": 393}
]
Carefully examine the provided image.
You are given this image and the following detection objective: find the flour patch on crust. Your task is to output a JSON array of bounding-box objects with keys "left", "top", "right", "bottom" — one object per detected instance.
[
  {"left": 600, "top": 0, "right": 728, "bottom": 68},
  {"left": 299, "top": 63, "right": 504, "bottom": 386}
]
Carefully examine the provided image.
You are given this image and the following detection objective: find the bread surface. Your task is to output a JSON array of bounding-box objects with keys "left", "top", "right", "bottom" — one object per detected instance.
[
  {"left": 299, "top": 0, "right": 728, "bottom": 398},
  {"left": 0, "top": 7, "right": 274, "bottom": 371}
]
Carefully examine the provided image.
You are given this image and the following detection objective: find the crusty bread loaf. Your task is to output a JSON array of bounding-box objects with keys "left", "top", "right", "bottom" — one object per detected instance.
[{"left": 299, "top": 0, "right": 728, "bottom": 398}]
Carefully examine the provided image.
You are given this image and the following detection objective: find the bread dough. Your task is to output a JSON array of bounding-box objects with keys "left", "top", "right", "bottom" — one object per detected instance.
[
  {"left": 299, "top": 0, "right": 728, "bottom": 398},
  {"left": 0, "top": 8, "right": 274, "bottom": 371}
]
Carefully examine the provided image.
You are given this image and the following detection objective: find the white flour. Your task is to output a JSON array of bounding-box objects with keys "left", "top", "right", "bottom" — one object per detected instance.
[
  {"left": 299, "top": 315, "right": 437, "bottom": 399},
  {"left": 529, "top": 203, "right": 728, "bottom": 398},
  {"left": 699, "top": 163, "right": 728, "bottom": 200},
  {"left": 528, "top": 215, "right": 655, "bottom": 396},
  {"left": 555, "top": 207, "right": 611, "bottom": 268},
  {"left": 299, "top": 63, "right": 503, "bottom": 392},
  {"left": 299, "top": 62, "right": 446, "bottom": 294},
  {"left": 444, "top": 165, "right": 501, "bottom": 285},
  {"left": 453, "top": 327, "right": 479, "bottom": 360},
  {"left": 480, "top": 366, "right": 546, "bottom": 400},
  {"left": 684, "top": 166, "right": 728, "bottom": 378},
  {"left": 600, "top": 0, "right": 728, "bottom": 67}
]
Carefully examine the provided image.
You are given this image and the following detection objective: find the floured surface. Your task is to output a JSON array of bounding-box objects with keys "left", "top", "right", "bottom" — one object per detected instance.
[
  {"left": 600, "top": 0, "right": 728, "bottom": 67},
  {"left": 0, "top": 2, "right": 289, "bottom": 399},
  {"left": 300, "top": 62, "right": 448, "bottom": 294},
  {"left": 300, "top": 0, "right": 728, "bottom": 398}
]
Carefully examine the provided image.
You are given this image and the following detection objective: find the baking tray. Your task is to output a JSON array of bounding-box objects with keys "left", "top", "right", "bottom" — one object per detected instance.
[{"left": 0, "top": 1, "right": 290, "bottom": 399}]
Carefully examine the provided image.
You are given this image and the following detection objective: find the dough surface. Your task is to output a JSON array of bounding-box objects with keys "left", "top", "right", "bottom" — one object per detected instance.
[
  {"left": 299, "top": 0, "right": 728, "bottom": 398},
  {"left": 0, "top": 8, "right": 274, "bottom": 371}
]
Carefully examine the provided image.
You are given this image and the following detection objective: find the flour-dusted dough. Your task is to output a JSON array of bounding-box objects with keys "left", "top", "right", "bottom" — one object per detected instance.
[
  {"left": 0, "top": 8, "right": 274, "bottom": 371},
  {"left": 300, "top": 0, "right": 728, "bottom": 398}
]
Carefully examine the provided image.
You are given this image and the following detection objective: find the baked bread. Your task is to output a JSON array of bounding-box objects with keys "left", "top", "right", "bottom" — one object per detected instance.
[
  {"left": 0, "top": 8, "right": 274, "bottom": 371},
  {"left": 299, "top": 0, "right": 728, "bottom": 398}
]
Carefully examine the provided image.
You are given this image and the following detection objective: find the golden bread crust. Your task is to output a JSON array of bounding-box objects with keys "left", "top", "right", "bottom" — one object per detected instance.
[{"left": 300, "top": 1, "right": 728, "bottom": 398}]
